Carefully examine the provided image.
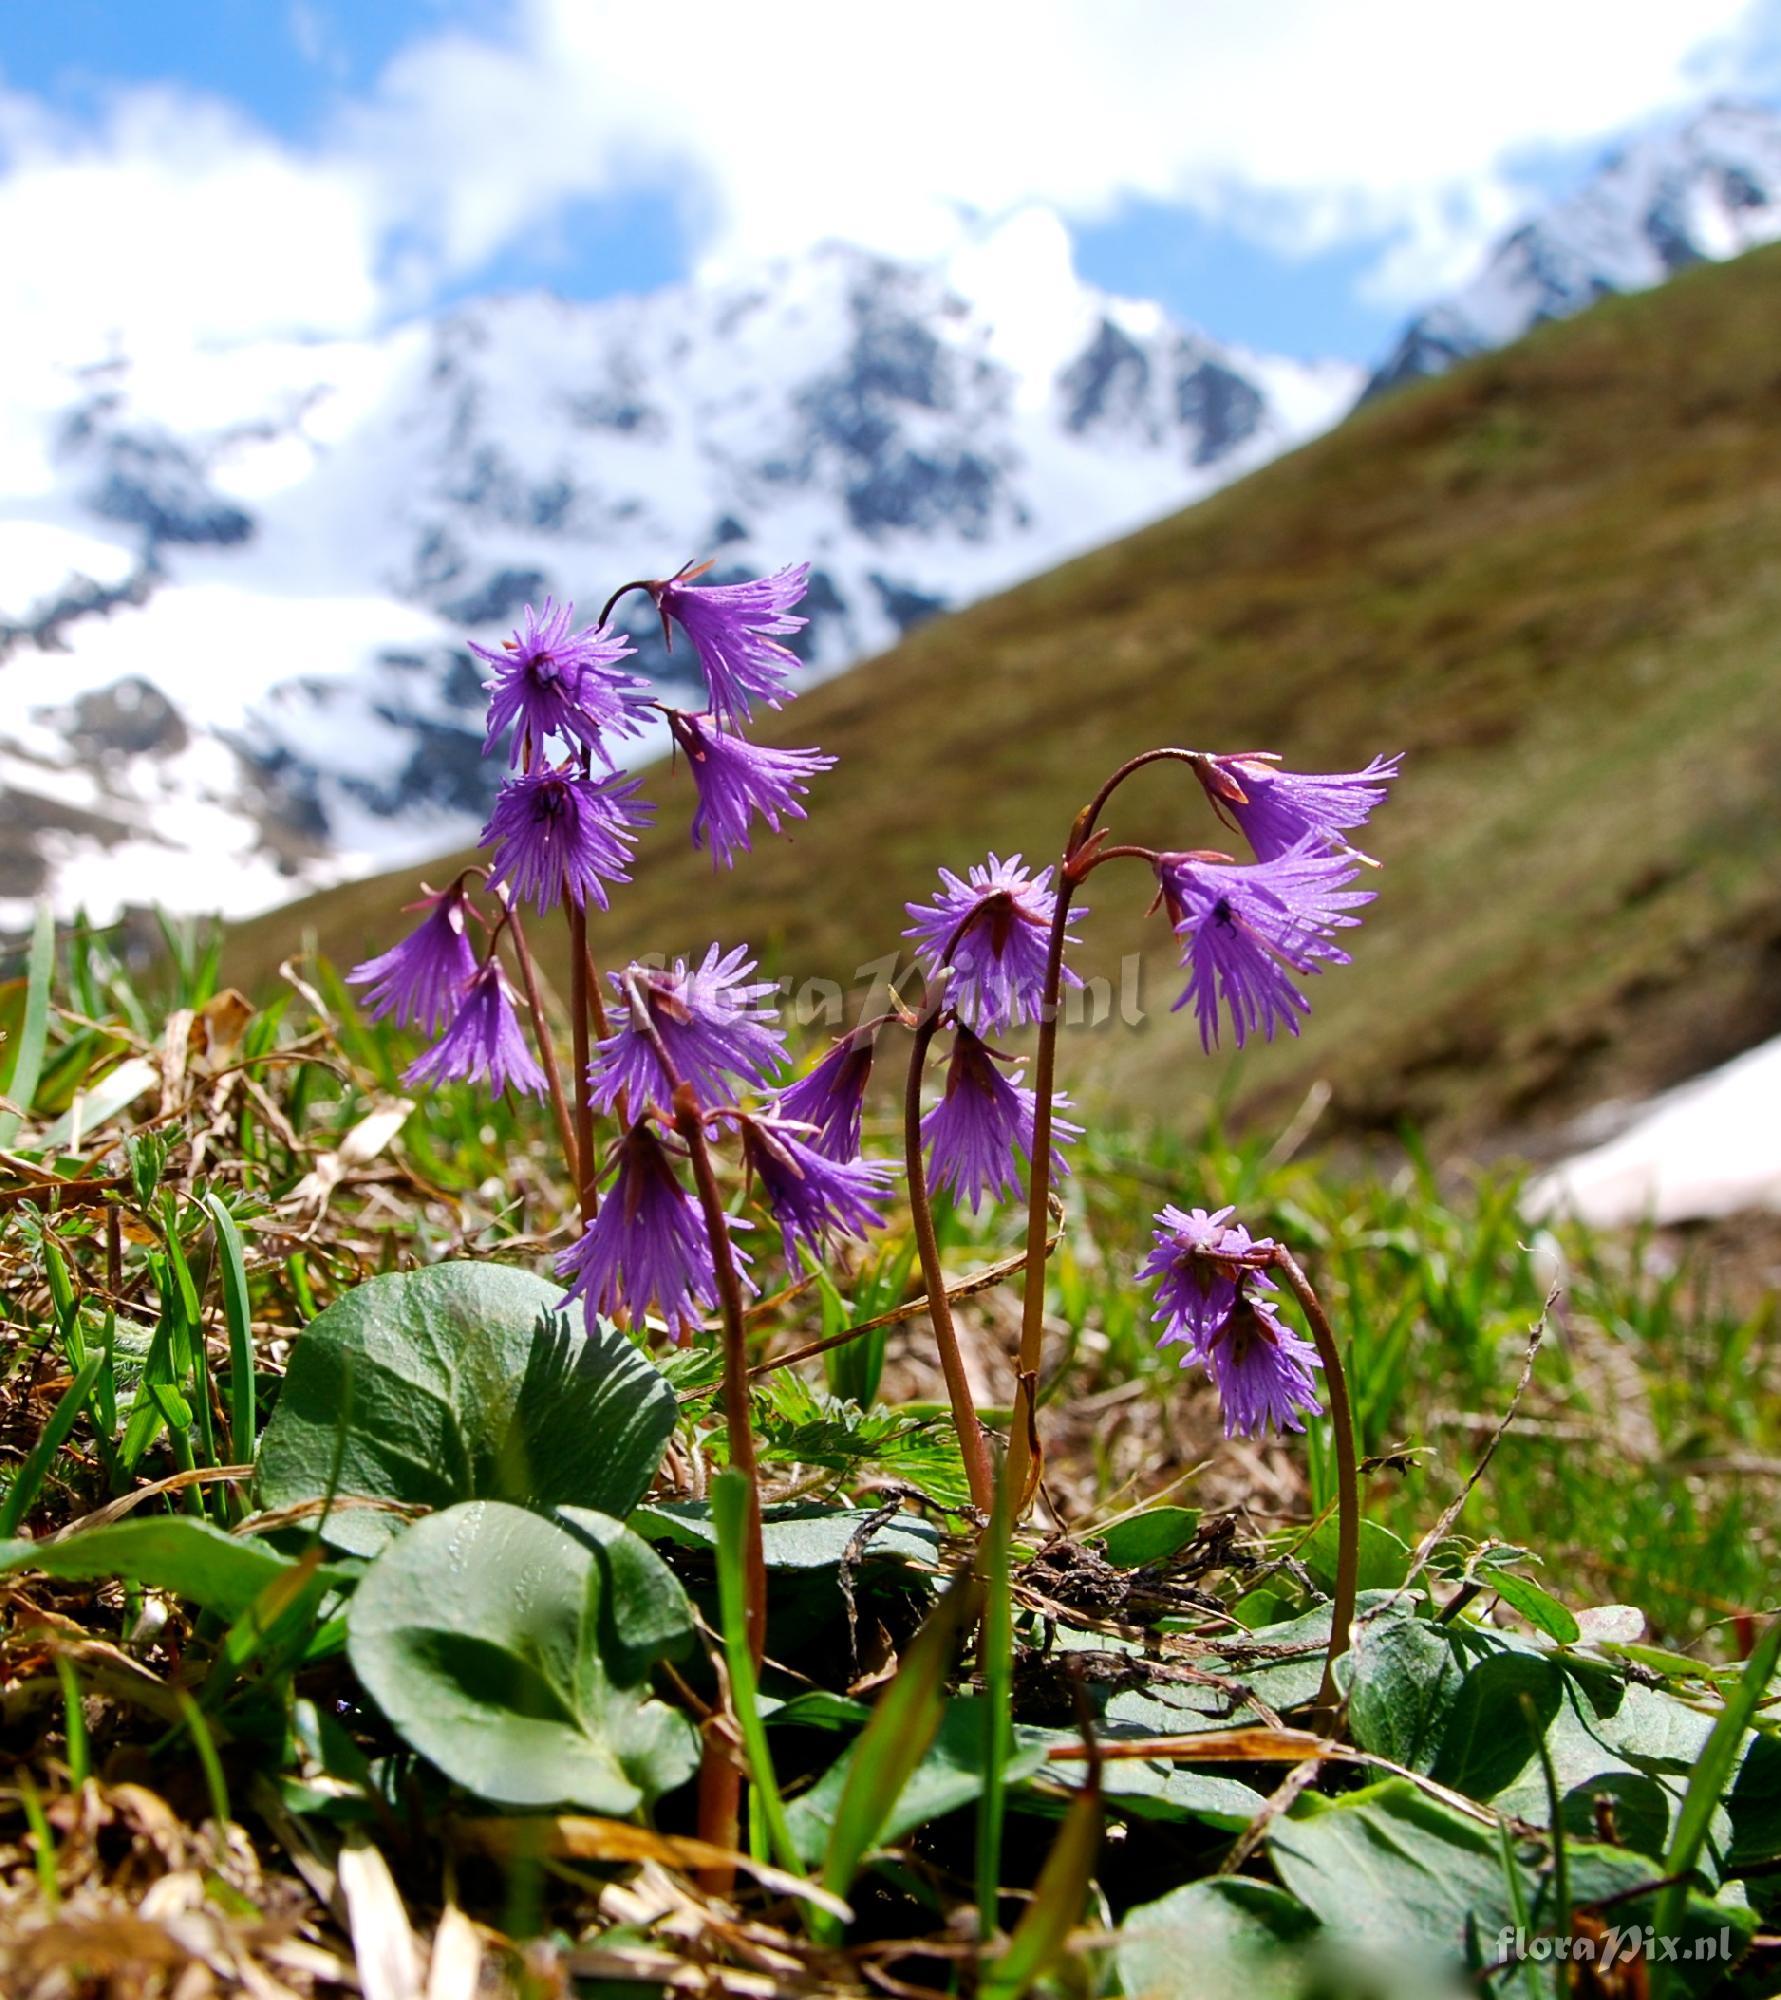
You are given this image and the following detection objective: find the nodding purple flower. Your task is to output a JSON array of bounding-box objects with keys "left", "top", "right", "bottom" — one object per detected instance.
[
  {"left": 1140, "top": 1205, "right": 1321, "bottom": 1438},
  {"left": 1200, "top": 1293, "right": 1323, "bottom": 1438},
  {"left": 590, "top": 943, "right": 787, "bottom": 1114},
  {"left": 557, "top": 1121, "right": 753, "bottom": 1342},
  {"left": 1195, "top": 751, "right": 1401, "bottom": 864},
  {"left": 666, "top": 709, "right": 834, "bottom": 868},
  {"left": 740, "top": 1114, "right": 895, "bottom": 1262},
  {"left": 403, "top": 956, "right": 546, "bottom": 1098},
  {"left": 905, "top": 853, "right": 1084, "bottom": 1033},
  {"left": 649, "top": 561, "right": 809, "bottom": 725},
  {"left": 482, "top": 767, "right": 653, "bottom": 914},
  {"left": 1139, "top": 1204, "right": 1262, "bottom": 1354},
  {"left": 347, "top": 880, "right": 478, "bottom": 1034},
  {"left": 776, "top": 1029, "right": 879, "bottom": 1161},
  {"left": 1154, "top": 840, "right": 1372, "bottom": 1051},
  {"left": 473, "top": 598, "right": 646, "bottom": 768},
  {"left": 921, "top": 1025, "right": 1081, "bottom": 1213}
]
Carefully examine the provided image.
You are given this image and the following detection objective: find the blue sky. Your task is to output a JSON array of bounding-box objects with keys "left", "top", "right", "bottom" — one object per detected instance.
[{"left": 3, "top": 0, "right": 1778, "bottom": 367}]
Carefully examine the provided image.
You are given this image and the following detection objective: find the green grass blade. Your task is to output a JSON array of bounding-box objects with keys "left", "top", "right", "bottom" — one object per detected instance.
[
  {"left": 0, "top": 1347, "right": 106, "bottom": 1540},
  {"left": 0, "top": 903, "right": 55, "bottom": 1147},
  {"left": 1651, "top": 1615, "right": 1781, "bottom": 2000},
  {"left": 818, "top": 1562, "right": 982, "bottom": 1938},
  {"left": 710, "top": 1470, "right": 802, "bottom": 1882},
  {"left": 979, "top": 1781, "right": 1102, "bottom": 2000},
  {"left": 204, "top": 1195, "right": 256, "bottom": 1474},
  {"left": 54, "top": 1655, "right": 90, "bottom": 1790},
  {"left": 976, "top": 1478, "right": 1015, "bottom": 1943},
  {"left": 175, "top": 1689, "right": 231, "bottom": 1828}
]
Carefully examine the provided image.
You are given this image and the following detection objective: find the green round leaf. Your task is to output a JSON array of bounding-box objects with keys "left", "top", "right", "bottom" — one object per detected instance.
[
  {"left": 1118, "top": 1878, "right": 1319, "bottom": 2000},
  {"left": 347, "top": 1499, "right": 698, "bottom": 1814},
  {"left": 255, "top": 1263, "right": 674, "bottom": 1554}
]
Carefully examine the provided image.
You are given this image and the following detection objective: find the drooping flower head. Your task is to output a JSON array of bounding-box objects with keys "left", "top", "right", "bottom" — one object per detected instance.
[
  {"left": 557, "top": 1120, "right": 753, "bottom": 1341},
  {"left": 482, "top": 767, "right": 653, "bottom": 914},
  {"left": 346, "top": 880, "right": 478, "bottom": 1034},
  {"left": 921, "top": 1025, "right": 1081, "bottom": 1213},
  {"left": 1140, "top": 1205, "right": 1322, "bottom": 1438},
  {"left": 590, "top": 943, "right": 787, "bottom": 1115},
  {"left": 473, "top": 598, "right": 647, "bottom": 767},
  {"left": 1200, "top": 1293, "right": 1324, "bottom": 1439},
  {"left": 739, "top": 1114, "right": 895, "bottom": 1263},
  {"left": 905, "top": 853, "right": 1084, "bottom": 1033},
  {"left": 1154, "top": 840, "right": 1373, "bottom": 1051},
  {"left": 666, "top": 709, "right": 835, "bottom": 868},
  {"left": 776, "top": 1028, "right": 879, "bottom": 1162},
  {"left": 1139, "top": 1204, "right": 1261, "bottom": 1354},
  {"left": 648, "top": 561, "right": 809, "bottom": 725},
  {"left": 403, "top": 956, "right": 546, "bottom": 1098},
  {"left": 1194, "top": 751, "right": 1402, "bottom": 863}
]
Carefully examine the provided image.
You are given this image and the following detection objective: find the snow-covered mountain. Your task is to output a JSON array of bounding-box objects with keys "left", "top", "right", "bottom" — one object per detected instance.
[
  {"left": 1369, "top": 99, "right": 1781, "bottom": 395},
  {"left": 0, "top": 213, "right": 1357, "bottom": 924}
]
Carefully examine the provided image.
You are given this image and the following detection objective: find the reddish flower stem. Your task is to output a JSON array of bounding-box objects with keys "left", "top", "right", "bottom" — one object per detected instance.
[
  {"left": 1005, "top": 749, "right": 1208, "bottom": 1513},
  {"left": 616, "top": 967, "right": 762, "bottom": 1872},
  {"left": 1255, "top": 1245, "right": 1359, "bottom": 1719},
  {"left": 902, "top": 999, "right": 996, "bottom": 1516},
  {"left": 673, "top": 1081, "right": 763, "bottom": 1878},
  {"left": 567, "top": 903, "right": 599, "bottom": 1226},
  {"left": 504, "top": 907, "right": 580, "bottom": 1190}
]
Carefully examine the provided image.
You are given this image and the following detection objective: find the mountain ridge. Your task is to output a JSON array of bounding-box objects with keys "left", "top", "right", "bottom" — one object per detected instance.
[
  {"left": 226, "top": 244, "right": 1781, "bottom": 1145},
  {"left": 0, "top": 216, "right": 1354, "bottom": 922},
  {"left": 1368, "top": 97, "right": 1781, "bottom": 394}
]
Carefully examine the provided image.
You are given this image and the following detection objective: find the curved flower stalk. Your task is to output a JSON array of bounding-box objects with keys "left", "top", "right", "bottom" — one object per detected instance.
[{"left": 999, "top": 744, "right": 1398, "bottom": 1517}]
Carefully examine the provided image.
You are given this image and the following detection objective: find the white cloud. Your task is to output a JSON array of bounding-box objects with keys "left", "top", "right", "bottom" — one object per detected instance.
[
  {"left": 0, "top": 0, "right": 1770, "bottom": 373},
  {"left": 0, "top": 83, "right": 381, "bottom": 367}
]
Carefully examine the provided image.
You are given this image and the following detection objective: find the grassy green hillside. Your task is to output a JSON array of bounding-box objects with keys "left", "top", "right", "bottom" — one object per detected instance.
[{"left": 231, "top": 247, "right": 1781, "bottom": 1143}]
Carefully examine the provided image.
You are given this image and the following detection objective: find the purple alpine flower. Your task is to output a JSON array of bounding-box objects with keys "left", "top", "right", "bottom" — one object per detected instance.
[
  {"left": 1139, "top": 1205, "right": 1264, "bottom": 1354},
  {"left": 1140, "top": 1205, "right": 1321, "bottom": 1438},
  {"left": 649, "top": 560, "right": 809, "bottom": 725},
  {"left": 1200, "top": 1293, "right": 1323, "bottom": 1439},
  {"left": 740, "top": 1114, "right": 895, "bottom": 1262},
  {"left": 1195, "top": 751, "right": 1401, "bottom": 863},
  {"left": 590, "top": 943, "right": 787, "bottom": 1114},
  {"left": 346, "top": 880, "right": 478, "bottom": 1034},
  {"left": 482, "top": 766, "right": 653, "bottom": 914},
  {"left": 776, "top": 1029, "right": 879, "bottom": 1161},
  {"left": 905, "top": 853, "right": 1084, "bottom": 1033},
  {"left": 921, "top": 1026, "right": 1081, "bottom": 1213},
  {"left": 667, "top": 709, "right": 834, "bottom": 867},
  {"left": 403, "top": 956, "right": 546, "bottom": 1098},
  {"left": 1155, "top": 840, "right": 1373, "bottom": 1051},
  {"left": 473, "top": 598, "right": 646, "bottom": 767},
  {"left": 557, "top": 1121, "right": 753, "bottom": 1342}
]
